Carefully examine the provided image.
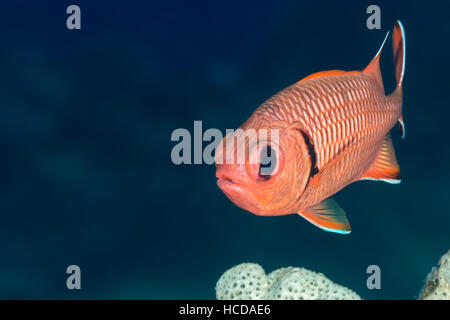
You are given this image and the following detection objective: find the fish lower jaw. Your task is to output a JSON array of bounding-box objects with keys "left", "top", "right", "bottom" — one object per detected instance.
[{"left": 216, "top": 179, "right": 264, "bottom": 214}]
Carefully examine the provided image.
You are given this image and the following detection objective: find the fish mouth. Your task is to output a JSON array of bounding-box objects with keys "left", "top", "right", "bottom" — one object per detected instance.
[
  {"left": 216, "top": 169, "right": 243, "bottom": 192},
  {"left": 217, "top": 173, "right": 236, "bottom": 184},
  {"left": 216, "top": 173, "right": 242, "bottom": 191},
  {"left": 216, "top": 172, "right": 261, "bottom": 213}
]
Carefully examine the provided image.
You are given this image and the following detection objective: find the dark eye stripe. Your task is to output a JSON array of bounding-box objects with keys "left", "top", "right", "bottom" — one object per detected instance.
[{"left": 299, "top": 130, "right": 318, "bottom": 177}]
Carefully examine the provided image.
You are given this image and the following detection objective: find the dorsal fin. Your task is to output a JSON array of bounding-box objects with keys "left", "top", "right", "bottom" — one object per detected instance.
[
  {"left": 362, "top": 31, "right": 389, "bottom": 93},
  {"left": 360, "top": 134, "right": 401, "bottom": 184},
  {"left": 297, "top": 70, "right": 359, "bottom": 84},
  {"left": 298, "top": 198, "right": 351, "bottom": 234}
]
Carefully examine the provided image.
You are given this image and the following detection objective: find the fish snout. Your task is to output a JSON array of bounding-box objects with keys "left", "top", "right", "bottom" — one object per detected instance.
[{"left": 216, "top": 166, "right": 267, "bottom": 215}]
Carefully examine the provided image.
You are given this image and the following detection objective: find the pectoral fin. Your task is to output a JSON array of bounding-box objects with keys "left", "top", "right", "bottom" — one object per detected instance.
[
  {"left": 298, "top": 198, "right": 351, "bottom": 234},
  {"left": 360, "top": 134, "right": 401, "bottom": 184}
]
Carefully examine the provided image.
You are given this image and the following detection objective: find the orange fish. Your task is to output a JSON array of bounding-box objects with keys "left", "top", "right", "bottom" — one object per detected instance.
[{"left": 215, "top": 21, "right": 406, "bottom": 234}]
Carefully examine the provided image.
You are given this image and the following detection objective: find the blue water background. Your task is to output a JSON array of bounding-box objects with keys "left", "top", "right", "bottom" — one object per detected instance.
[{"left": 0, "top": 1, "right": 448, "bottom": 299}]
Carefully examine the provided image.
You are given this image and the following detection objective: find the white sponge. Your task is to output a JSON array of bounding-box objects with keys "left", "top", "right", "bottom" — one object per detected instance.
[
  {"left": 216, "top": 263, "right": 361, "bottom": 300},
  {"left": 266, "top": 267, "right": 360, "bottom": 300},
  {"left": 421, "top": 249, "right": 450, "bottom": 300},
  {"left": 215, "top": 263, "right": 269, "bottom": 300}
]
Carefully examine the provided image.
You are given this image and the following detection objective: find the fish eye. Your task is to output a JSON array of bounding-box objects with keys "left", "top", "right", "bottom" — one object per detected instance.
[{"left": 259, "top": 145, "right": 277, "bottom": 179}]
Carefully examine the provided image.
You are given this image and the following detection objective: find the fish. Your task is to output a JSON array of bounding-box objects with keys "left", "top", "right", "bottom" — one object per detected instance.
[{"left": 215, "top": 21, "right": 406, "bottom": 234}]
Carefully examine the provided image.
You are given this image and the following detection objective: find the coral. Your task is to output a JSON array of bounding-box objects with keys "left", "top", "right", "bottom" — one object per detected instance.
[
  {"left": 217, "top": 250, "right": 450, "bottom": 300},
  {"left": 216, "top": 263, "right": 361, "bottom": 300},
  {"left": 420, "top": 249, "right": 450, "bottom": 300},
  {"left": 215, "top": 263, "right": 268, "bottom": 300}
]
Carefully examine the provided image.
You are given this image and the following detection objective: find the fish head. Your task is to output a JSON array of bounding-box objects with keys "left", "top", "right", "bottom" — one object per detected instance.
[{"left": 215, "top": 121, "right": 312, "bottom": 215}]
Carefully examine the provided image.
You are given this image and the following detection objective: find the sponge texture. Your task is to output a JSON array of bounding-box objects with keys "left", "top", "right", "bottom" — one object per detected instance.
[
  {"left": 266, "top": 267, "right": 360, "bottom": 300},
  {"left": 216, "top": 263, "right": 361, "bottom": 300},
  {"left": 420, "top": 249, "right": 450, "bottom": 300},
  {"left": 215, "top": 263, "right": 268, "bottom": 300}
]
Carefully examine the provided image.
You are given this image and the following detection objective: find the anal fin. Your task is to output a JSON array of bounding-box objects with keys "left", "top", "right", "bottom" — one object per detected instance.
[
  {"left": 360, "top": 134, "right": 401, "bottom": 184},
  {"left": 298, "top": 198, "right": 351, "bottom": 234}
]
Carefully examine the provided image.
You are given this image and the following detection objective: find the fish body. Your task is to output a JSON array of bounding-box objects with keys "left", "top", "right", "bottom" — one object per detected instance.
[{"left": 215, "top": 21, "right": 406, "bottom": 234}]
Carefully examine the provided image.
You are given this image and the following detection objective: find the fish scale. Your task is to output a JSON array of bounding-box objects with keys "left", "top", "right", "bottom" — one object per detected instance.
[{"left": 258, "top": 74, "right": 399, "bottom": 173}]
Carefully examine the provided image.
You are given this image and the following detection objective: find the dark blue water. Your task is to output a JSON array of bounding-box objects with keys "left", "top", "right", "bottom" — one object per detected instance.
[{"left": 0, "top": 0, "right": 448, "bottom": 299}]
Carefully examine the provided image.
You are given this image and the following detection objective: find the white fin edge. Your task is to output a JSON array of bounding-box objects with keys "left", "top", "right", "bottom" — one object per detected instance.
[
  {"left": 396, "top": 20, "right": 406, "bottom": 84},
  {"left": 360, "top": 177, "right": 401, "bottom": 184},
  {"left": 374, "top": 30, "right": 390, "bottom": 60},
  {"left": 300, "top": 214, "right": 352, "bottom": 235},
  {"left": 399, "top": 118, "right": 405, "bottom": 139}
]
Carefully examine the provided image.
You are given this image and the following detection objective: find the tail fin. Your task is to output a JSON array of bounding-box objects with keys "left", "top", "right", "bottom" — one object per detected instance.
[
  {"left": 392, "top": 20, "right": 406, "bottom": 138},
  {"left": 363, "top": 21, "right": 406, "bottom": 138},
  {"left": 393, "top": 20, "right": 406, "bottom": 89}
]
